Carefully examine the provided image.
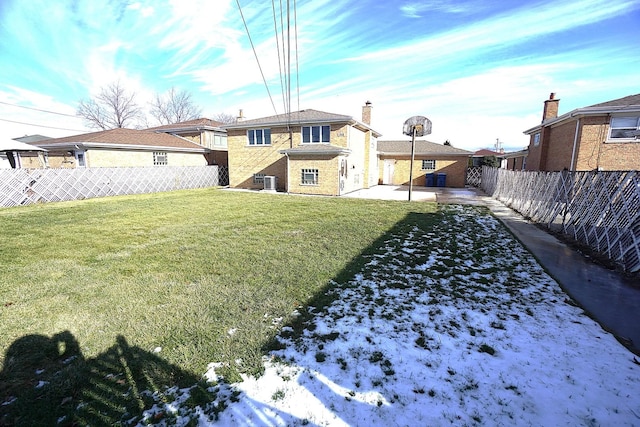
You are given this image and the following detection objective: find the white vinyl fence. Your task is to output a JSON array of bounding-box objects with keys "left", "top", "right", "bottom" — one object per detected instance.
[
  {"left": 0, "top": 166, "right": 228, "bottom": 208},
  {"left": 481, "top": 167, "right": 640, "bottom": 273}
]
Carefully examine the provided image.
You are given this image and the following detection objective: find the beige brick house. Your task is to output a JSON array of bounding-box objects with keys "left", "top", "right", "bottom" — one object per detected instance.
[
  {"left": 148, "top": 118, "right": 228, "bottom": 167},
  {"left": 28, "top": 128, "right": 208, "bottom": 168},
  {"left": 224, "top": 103, "right": 381, "bottom": 196},
  {"left": 377, "top": 140, "right": 472, "bottom": 188},
  {"left": 525, "top": 93, "right": 640, "bottom": 171}
]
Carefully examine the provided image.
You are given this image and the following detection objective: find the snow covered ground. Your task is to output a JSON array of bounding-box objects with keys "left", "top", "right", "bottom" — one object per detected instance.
[{"left": 142, "top": 205, "right": 640, "bottom": 426}]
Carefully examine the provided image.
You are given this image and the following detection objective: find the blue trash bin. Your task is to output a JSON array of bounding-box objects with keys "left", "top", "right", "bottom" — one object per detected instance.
[
  {"left": 425, "top": 173, "right": 435, "bottom": 187},
  {"left": 436, "top": 173, "right": 447, "bottom": 187}
]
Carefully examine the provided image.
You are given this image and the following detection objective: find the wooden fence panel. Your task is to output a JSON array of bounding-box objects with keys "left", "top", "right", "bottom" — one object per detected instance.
[
  {"left": 481, "top": 167, "right": 640, "bottom": 273},
  {"left": 0, "top": 166, "right": 228, "bottom": 208}
]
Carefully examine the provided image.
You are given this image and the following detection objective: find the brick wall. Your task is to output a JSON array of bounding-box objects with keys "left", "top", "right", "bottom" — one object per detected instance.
[
  {"left": 544, "top": 121, "right": 577, "bottom": 171},
  {"left": 378, "top": 156, "right": 468, "bottom": 187},
  {"left": 288, "top": 156, "right": 340, "bottom": 195},
  {"left": 227, "top": 127, "right": 289, "bottom": 190},
  {"left": 525, "top": 132, "right": 542, "bottom": 171}
]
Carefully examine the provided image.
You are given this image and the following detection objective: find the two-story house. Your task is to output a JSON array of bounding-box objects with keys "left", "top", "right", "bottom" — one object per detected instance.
[
  {"left": 224, "top": 103, "right": 381, "bottom": 196},
  {"left": 524, "top": 93, "right": 640, "bottom": 171}
]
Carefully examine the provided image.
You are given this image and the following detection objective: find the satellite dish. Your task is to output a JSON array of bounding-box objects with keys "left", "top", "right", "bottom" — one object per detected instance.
[{"left": 403, "top": 116, "right": 432, "bottom": 137}]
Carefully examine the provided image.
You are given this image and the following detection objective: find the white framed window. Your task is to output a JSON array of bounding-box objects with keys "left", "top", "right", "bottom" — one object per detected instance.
[
  {"left": 247, "top": 129, "right": 271, "bottom": 145},
  {"left": 302, "top": 125, "right": 330, "bottom": 143},
  {"left": 74, "top": 150, "right": 86, "bottom": 167},
  {"left": 301, "top": 168, "right": 319, "bottom": 185},
  {"left": 609, "top": 116, "right": 640, "bottom": 140},
  {"left": 421, "top": 159, "right": 436, "bottom": 170},
  {"left": 253, "top": 173, "right": 265, "bottom": 184},
  {"left": 153, "top": 151, "right": 168, "bottom": 166},
  {"left": 533, "top": 132, "right": 541, "bottom": 146}
]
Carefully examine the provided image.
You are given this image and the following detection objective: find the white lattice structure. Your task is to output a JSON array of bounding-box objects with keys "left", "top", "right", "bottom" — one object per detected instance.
[
  {"left": 466, "top": 167, "right": 482, "bottom": 187},
  {"left": 482, "top": 167, "right": 640, "bottom": 273},
  {"left": 0, "top": 166, "right": 228, "bottom": 208}
]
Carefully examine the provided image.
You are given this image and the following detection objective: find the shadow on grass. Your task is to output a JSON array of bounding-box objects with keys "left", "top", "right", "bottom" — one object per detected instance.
[
  {"left": 264, "top": 211, "right": 440, "bottom": 348},
  {"left": 0, "top": 332, "right": 214, "bottom": 426},
  {"left": 246, "top": 210, "right": 447, "bottom": 424}
]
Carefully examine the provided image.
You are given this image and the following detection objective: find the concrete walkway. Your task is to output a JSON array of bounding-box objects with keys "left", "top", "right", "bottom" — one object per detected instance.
[{"left": 345, "top": 185, "right": 640, "bottom": 354}]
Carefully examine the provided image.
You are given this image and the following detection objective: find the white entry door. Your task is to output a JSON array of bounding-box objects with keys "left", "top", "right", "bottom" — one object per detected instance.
[{"left": 383, "top": 159, "right": 394, "bottom": 185}]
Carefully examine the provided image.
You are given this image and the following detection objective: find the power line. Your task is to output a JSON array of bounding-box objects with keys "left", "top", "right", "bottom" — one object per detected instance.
[
  {"left": 0, "top": 117, "right": 87, "bottom": 132},
  {"left": 272, "top": 0, "right": 286, "bottom": 115},
  {"left": 293, "top": 0, "right": 300, "bottom": 114},
  {"left": 235, "top": 0, "right": 278, "bottom": 116},
  {"left": 0, "top": 100, "right": 78, "bottom": 118}
]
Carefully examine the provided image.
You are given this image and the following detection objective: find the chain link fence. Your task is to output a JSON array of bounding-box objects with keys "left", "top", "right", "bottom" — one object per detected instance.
[
  {"left": 0, "top": 166, "right": 229, "bottom": 208},
  {"left": 481, "top": 166, "right": 640, "bottom": 273}
]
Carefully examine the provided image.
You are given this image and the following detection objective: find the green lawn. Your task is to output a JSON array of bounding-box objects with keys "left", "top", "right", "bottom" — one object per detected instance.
[{"left": 0, "top": 188, "right": 438, "bottom": 424}]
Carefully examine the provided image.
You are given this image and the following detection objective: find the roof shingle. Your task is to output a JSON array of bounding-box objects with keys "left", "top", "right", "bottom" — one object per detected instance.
[
  {"left": 33, "top": 128, "right": 206, "bottom": 151},
  {"left": 378, "top": 140, "right": 472, "bottom": 156},
  {"left": 588, "top": 93, "right": 640, "bottom": 108},
  {"left": 147, "top": 118, "right": 224, "bottom": 131}
]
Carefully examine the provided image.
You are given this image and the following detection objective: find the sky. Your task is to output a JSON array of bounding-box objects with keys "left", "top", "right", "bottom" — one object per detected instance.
[
  {"left": 0, "top": 0, "right": 639, "bottom": 152},
  {"left": 133, "top": 204, "right": 640, "bottom": 426}
]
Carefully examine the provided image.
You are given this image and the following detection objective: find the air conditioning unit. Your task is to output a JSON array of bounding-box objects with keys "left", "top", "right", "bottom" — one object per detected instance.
[{"left": 263, "top": 175, "right": 277, "bottom": 191}]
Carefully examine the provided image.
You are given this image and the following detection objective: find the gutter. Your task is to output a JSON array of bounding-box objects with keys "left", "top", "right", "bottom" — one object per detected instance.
[
  {"left": 524, "top": 105, "right": 640, "bottom": 135},
  {"left": 35, "top": 142, "right": 208, "bottom": 153}
]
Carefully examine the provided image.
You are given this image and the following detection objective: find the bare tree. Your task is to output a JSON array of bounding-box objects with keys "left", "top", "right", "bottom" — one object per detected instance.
[
  {"left": 77, "top": 81, "right": 143, "bottom": 130},
  {"left": 211, "top": 112, "right": 238, "bottom": 124},
  {"left": 150, "top": 87, "right": 202, "bottom": 125}
]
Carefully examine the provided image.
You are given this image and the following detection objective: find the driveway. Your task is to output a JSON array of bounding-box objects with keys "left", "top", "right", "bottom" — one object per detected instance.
[{"left": 342, "top": 185, "right": 486, "bottom": 205}]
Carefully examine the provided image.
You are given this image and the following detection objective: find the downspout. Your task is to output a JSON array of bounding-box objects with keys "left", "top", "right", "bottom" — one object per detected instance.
[
  {"left": 284, "top": 152, "right": 290, "bottom": 194},
  {"left": 569, "top": 117, "right": 580, "bottom": 172}
]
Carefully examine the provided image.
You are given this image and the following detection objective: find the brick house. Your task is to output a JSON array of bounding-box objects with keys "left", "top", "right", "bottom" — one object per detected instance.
[
  {"left": 377, "top": 140, "right": 472, "bottom": 188},
  {"left": 147, "top": 118, "right": 228, "bottom": 167},
  {"left": 524, "top": 93, "right": 640, "bottom": 171},
  {"left": 224, "top": 103, "right": 381, "bottom": 196},
  {"left": 28, "top": 128, "right": 208, "bottom": 168},
  {"left": 502, "top": 149, "right": 528, "bottom": 171}
]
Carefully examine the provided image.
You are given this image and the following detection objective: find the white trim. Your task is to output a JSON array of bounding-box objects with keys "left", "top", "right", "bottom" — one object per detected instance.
[{"left": 570, "top": 118, "right": 580, "bottom": 171}]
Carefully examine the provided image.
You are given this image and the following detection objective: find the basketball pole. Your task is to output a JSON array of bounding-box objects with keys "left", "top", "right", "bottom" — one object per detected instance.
[{"left": 408, "top": 126, "right": 416, "bottom": 202}]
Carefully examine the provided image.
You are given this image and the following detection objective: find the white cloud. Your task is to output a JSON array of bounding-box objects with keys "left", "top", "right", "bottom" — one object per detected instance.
[{"left": 400, "top": 1, "right": 475, "bottom": 18}]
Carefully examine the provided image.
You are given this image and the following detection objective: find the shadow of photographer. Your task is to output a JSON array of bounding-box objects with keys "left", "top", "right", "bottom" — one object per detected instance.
[{"left": 0, "top": 331, "right": 212, "bottom": 426}]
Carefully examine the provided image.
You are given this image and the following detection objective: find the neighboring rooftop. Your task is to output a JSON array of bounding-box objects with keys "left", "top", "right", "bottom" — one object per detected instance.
[
  {"left": 147, "top": 118, "right": 225, "bottom": 131},
  {"left": 33, "top": 128, "right": 206, "bottom": 151},
  {"left": 12, "top": 134, "right": 52, "bottom": 143},
  {"left": 473, "top": 149, "right": 504, "bottom": 157},
  {"left": 378, "top": 140, "right": 472, "bottom": 156},
  {"left": 588, "top": 93, "right": 640, "bottom": 108}
]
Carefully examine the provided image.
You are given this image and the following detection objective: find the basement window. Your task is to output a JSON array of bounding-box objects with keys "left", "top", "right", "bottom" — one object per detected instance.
[
  {"left": 253, "top": 173, "right": 265, "bottom": 184},
  {"left": 153, "top": 151, "right": 168, "bottom": 166},
  {"left": 301, "top": 168, "right": 319, "bottom": 185}
]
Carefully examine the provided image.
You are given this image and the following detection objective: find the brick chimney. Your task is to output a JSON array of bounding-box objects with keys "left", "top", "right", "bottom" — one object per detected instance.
[
  {"left": 362, "top": 101, "right": 372, "bottom": 125},
  {"left": 237, "top": 109, "right": 245, "bottom": 122},
  {"left": 542, "top": 92, "right": 559, "bottom": 122}
]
